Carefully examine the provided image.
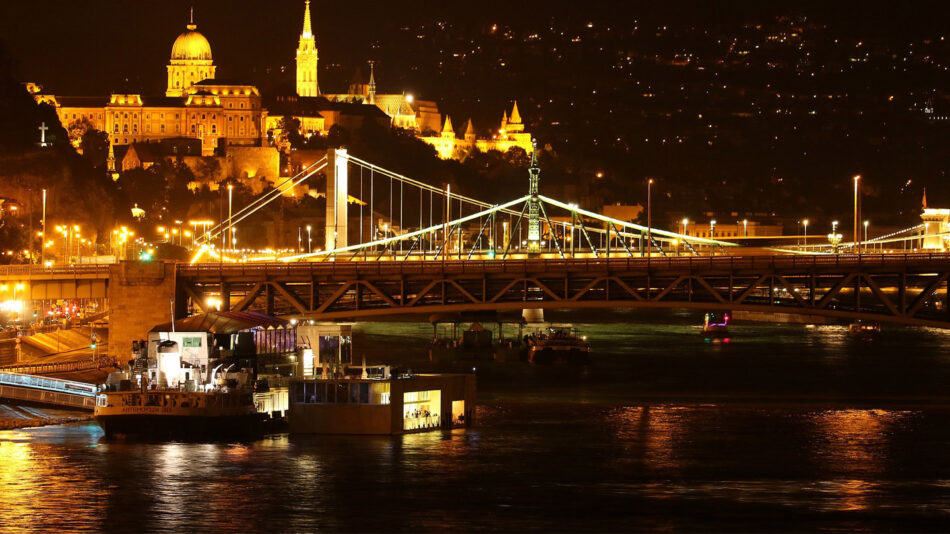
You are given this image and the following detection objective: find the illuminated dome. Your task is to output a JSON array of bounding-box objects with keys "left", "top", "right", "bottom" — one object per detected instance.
[{"left": 170, "top": 22, "right": 212, "bottom": 62}]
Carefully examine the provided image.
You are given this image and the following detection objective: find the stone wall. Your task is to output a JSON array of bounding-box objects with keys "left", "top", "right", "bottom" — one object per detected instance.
[{"left": 107, "top": 262, "right": 184, "bottom": 359}]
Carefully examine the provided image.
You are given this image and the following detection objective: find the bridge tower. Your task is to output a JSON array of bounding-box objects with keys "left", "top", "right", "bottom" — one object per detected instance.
[
  {"left": 527, "top": 139, "right": 541, "bottom": 254},
  {"left": 326, "top": 149, "right": 348, "bottom": 251}
]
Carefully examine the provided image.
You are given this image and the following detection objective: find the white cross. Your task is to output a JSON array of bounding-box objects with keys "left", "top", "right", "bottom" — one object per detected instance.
[{"left": 38, "top": 122, "right": 48, "bottom": 146}]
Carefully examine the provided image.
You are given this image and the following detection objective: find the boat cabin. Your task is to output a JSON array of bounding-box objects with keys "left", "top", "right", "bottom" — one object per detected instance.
[{"left": 289, "top": 368, "right": 476, "bottom": 435}]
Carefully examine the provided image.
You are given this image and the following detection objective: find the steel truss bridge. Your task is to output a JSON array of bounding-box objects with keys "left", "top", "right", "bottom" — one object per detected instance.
[{"left": 178, "top": 254, "right": 950, "bottom": 327}]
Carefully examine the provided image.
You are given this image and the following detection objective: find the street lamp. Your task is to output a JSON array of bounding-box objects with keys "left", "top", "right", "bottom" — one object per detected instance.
[
  {"left": 742, "top": 219, "right": 748, "bottom": 237},
  {"left": 803, "top": 219, "right": 809, "bottom": 246},
  {"left": 681, "top": 218, "right": 689, "bottom": 236},
  {"left": 306, "top": 225, "right": 312, "bottom": 254},
  {"left": 864, "top": 220, "right": 869, "bottom": 248},
  {"left": 227, "top": 184, "right": 234, "bottom": 252},
  {"left": 646, "top": 178, "right": 654, "bottom": 258},
  {"left": 853, "top": 175, "right": 861, "bottom": 253},
  {"left": 710, "top": 220, "right": 716, "bottom": 239}
]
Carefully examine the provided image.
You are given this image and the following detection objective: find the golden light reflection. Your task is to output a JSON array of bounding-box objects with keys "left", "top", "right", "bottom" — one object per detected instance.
[
  {"left": 608, "top": 405, "right": 686, "bottom": 475},
  {"left": 809, "top": 409, "right": 911, "bottom": 511}
]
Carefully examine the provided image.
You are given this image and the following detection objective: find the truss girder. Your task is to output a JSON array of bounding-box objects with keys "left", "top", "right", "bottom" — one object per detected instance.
[{"left": 178, "top": 257, "right": 950, "bottom": 327}]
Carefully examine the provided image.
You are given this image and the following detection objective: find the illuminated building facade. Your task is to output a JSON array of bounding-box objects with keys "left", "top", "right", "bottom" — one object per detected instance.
[
  {"left": 31, "top": 12, "right": 264, "bottom": 157},
  {"left": 165, "top": 10, "right": 216, "bottom": 97},
  {"left": 295, "top": 0, "right": 320, "bottom": 97},
  {"left": 419, "top": 101, "right": 534, "bottom": 159}
]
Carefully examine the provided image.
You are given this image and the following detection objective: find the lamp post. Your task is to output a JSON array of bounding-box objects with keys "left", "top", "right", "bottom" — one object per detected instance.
[
  {"left": 227, "top": 184, "right": 233, "bottom": 252},
  {"left": 681, "top": 218, "right": 688, "bottom": 236},
  {"left": 803, "top": 219, "right": 809, "bottom": 247},
  {"left": 853, "top": 175, "right": 861, "bottom": 254},
  {"left": 743, "top": 219, "right": 748, "bottom": 237},
  {"left": 864, "top": 220, "right": 869, "bottom": 248},
  {"left": 646, "top": 178, "right": 654, "bottom": 258},
  {"left": 40, "top": 189, "right": 46, "bottom": 266},
  {"left": 306, "top": 225, "right": 312, "bottom": 254}
]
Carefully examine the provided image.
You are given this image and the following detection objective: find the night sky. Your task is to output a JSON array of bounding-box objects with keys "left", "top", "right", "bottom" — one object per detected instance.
[{"left": 3, "top": 0, "right": 949, "bottom": 97}]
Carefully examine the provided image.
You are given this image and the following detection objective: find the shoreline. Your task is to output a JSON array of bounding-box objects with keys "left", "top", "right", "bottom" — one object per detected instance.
[{"left": 0, "top": 415, "right": 92, "bottom": 431}]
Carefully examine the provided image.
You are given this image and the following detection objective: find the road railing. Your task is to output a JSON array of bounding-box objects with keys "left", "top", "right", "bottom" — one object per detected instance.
[{"left": 177, "top": 253, "right": 950, "bottom": 279}]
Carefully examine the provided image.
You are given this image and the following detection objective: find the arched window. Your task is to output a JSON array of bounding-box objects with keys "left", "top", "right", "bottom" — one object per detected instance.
[
  {"left": 113, "top": 124, "right": 118, "bottom": 133},
  {"left": 190, "top": 124, "right": 196, "bottom": 133},
  {"left": 211, "top": 124, "right": 217, "bottom": 134},
  {"left": 123, "top": 124, "right": 128, "bottom": 133}
]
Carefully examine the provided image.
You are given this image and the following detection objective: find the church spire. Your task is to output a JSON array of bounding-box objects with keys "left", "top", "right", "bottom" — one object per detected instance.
[
  {"left": 442, "top": 116, "right": 454, "bottom": 134},
  {"left": 510, "top": 101, "right": 522, "bottom": 124},
  {"left": 367, "top": 60, "right": 376, "bottom": 104},
  {"left": 302, "top": 0, "right": 312, "bottom": 38},
  {"left": 464, "top": 118, "right": 475, "bottom": 140},
  {"left": 296, "top": 0, "right": 319, "bottom": 96}
]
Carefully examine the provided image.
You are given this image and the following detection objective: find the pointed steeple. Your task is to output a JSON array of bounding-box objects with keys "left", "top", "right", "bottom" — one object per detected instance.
[
  {"left": 442, "top": 115, "right": 455, "bottom": 135},
  {"left": 367, "top": 61, "right": 377, "bottom": 104},
  {"left": 464, "top": 118, "right": 475, "bottom": 140},
  {"left": 923, "top": 187, "right": 929, "bottom": 209},
  {"left": 501, "top": 110, "right": 508, "bottom": 131},
  {"left": 302, "top": 0, "right": 313, "bottom": 38},
  {"left": 509, "top": 101, "right": 522, "bottom": 124},
  {"left": 296, "top": 0, "right": 319, "bottom": 96},
  {"left": 507, "top": 101, "right": 525, "bottom": 133}
]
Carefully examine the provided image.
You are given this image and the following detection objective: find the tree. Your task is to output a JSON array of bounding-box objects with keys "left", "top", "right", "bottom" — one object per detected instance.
[
  {"left": 275, "top": 117, "right": 303, "bottom": 152},
  {"left": 327, "top": 124, "right": 349, "bottom": 148},
  {"left": 66, "top": 117, "right": 94, "bottom": 149},
  {"left": 79, "top": 128, "right": 110, "bottom": 168}
]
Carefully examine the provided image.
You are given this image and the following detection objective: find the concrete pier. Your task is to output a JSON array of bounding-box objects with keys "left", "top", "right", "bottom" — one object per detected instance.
[{"left": 108, "top": 262, "right": 186, "bottom": 358}]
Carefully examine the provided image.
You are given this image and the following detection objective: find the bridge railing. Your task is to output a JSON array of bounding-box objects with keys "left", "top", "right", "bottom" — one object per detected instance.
[
  {"left": 177, "top": 253, "right": 950, "bottom": 278},
  {"left": 0, "top": 264, "right": 112, "bottom": 278},
  {"left": 0, "top": 355, "right": 116, "bottom": 376},
  {"left": 0, "top": 370, "right": 98, "bottom": 397}
]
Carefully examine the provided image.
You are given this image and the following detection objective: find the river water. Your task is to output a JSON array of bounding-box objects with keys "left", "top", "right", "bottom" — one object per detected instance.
[{"left": 3, "top": 310, "right": 950, "bottom": 532}]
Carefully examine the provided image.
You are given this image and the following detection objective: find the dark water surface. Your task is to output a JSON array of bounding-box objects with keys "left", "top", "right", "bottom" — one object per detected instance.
[{"left": 3, "top": 311, "right": 950, "bottom": 532}]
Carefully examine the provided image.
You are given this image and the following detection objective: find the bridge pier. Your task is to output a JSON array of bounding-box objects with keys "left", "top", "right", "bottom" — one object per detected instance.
[
  {"left": 325, "top": 148, "right": 348, "bottom": 251},
  {"left": 108, "top": 262, "right": 185, "bottom": 359}
]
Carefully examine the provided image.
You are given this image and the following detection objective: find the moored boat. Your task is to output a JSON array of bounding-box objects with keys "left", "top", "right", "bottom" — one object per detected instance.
[
  {"left": 94, "top": 339, "right": 261, "bottom": 438},
  {"left": 702, "top": 312, "right": 730, "bottom": 338},
  {"left": 525, "top": 327, "right": 590, "bottom": 365},
  {"left": 848, "top": 320, "right": 880, "bottom": 338}
]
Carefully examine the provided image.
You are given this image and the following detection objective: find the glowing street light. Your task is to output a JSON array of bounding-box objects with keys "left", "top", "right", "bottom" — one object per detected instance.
[
  {"left": 853, "top": 175, "right": 861, "bottom": 253},
  {"left": 306, "top": 225, "right": 312, "bottom": 254},
  {"left": 864, "top": 220, "right": 870, "bottom": 246},
  {"left": 646, "top": 178, "right": 654, "bottom": 258},
  {"left": 227, "top": 184, "right": 234, "bottom": 252},
  {"left": 803, "top": 219, "right": 809, "bottom": 246}
]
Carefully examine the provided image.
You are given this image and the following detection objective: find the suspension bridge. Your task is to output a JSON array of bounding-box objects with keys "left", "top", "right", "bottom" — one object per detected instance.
[{"left": 3, "top": 142, "right": 950, "bottom": 356}]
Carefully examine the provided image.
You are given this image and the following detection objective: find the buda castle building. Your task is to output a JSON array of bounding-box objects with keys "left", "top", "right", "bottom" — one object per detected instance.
[{"left": 30, "top": 2, "right": 531, "bottom": 168}]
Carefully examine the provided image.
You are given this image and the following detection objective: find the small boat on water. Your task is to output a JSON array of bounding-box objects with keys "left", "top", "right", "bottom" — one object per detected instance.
[
  {"left": 848, "top": 320, "right": 880, "bottom": 338},
  {"left": 702, "top": 312, "right": 730, "bottom": 338},
  {"left": 525, "top": 327, "right": 591, "bottom": 365},
  {"left": 94, "top": 339, "right": 261, "bottom": 438}
]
